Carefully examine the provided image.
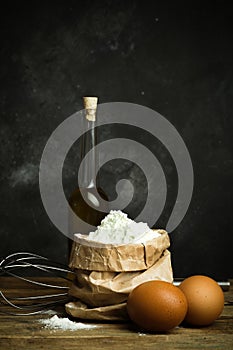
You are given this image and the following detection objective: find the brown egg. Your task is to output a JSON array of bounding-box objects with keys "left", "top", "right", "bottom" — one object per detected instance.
[
  {"left": 179, "top": 275, "right": 225, "bottom": 326},
  {"left": 127, "top": 280, "right": 188, "bottom": 332}
]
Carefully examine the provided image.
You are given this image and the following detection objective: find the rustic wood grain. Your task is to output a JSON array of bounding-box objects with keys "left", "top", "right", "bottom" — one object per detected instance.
[{"left": 0, "top": 277, "right": 232, "bottom": 350}]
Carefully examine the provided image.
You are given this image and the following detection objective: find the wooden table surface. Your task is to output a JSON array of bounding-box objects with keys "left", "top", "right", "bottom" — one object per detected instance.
[{"left": 0, "top": 277, "right": 232, "bottom": 350}]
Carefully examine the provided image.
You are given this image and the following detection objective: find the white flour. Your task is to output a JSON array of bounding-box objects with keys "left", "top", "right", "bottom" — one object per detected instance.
[
  {"left": 88, "top": 210, "right": 159, "bottom": 244},
  {"left": 39, "top": 315, "right": 98, "bottom": 331}
]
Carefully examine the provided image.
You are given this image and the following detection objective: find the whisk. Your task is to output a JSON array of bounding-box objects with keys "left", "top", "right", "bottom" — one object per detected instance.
[{"left": 0, "top": 252, "right": 75, "bottom": 315}]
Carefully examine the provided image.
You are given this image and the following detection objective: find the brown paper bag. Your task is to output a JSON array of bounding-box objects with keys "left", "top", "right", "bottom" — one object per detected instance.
[
  {"left": 66, "top": 230, "right": 173, "bottom": 321},
  {"left": 66, "top": 301, "right": 129, "bottom": 321},
  {"left": 69, "top": 229, "right": 170, "bottom": 271}
]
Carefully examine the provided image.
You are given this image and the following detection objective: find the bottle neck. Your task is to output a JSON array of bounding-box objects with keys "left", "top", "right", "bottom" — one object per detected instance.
[{"left": 79, "top": 115, "right": 98, "bottom": 188}]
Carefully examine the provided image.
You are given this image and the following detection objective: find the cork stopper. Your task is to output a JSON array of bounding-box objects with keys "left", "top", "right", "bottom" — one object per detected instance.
[{"left": 83, "top": 96, "right": 98, "bottom": 121}]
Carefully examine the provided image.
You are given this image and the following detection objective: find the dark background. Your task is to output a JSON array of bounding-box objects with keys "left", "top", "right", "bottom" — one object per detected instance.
[{"left": 0, "top": 0, "right": 232, "bottom": 279}]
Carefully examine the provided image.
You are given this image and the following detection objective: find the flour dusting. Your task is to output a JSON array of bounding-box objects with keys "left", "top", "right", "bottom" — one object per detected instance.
[
  {"left": 39, "top": 315, "right": 98, "bottom": 330},
  {"left": 9, "top": 163, "right": 38, "bottom": 187}
]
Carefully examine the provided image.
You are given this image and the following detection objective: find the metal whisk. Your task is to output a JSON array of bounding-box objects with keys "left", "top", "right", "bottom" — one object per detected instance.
[{"left": 0, "top": 252, "right": 75, "bottom": 315}]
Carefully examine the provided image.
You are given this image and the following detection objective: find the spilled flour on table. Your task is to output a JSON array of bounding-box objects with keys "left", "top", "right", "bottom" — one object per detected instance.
[{"left": 39, "top": 315, "right": 98, "bottom": 331}]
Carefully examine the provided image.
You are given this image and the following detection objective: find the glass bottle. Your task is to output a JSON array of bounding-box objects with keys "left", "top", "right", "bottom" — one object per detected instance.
[{"left": 68, "top": 97, "right": 108, "bottom": 252}]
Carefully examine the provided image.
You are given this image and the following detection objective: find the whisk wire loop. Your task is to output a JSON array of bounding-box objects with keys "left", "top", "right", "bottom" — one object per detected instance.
[{"left": 0, "top": 252, "right": 75, "bottom": 315}]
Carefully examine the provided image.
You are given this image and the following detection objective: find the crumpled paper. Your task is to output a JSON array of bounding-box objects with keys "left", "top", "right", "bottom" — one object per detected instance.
[
  {"left": 69, "top": 229, "right": 170, "bottom": 272},
  {"left": 66, "top": 230, "right": 173, "bottom": 321}
]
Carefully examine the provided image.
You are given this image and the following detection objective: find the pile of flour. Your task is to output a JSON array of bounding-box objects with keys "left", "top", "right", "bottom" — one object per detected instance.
[
  {"left": 88, "top": 210, "right": 159, "bottom": 244},
  {"left": 39, "top": 315, "right": 98, "bottom": 331}
]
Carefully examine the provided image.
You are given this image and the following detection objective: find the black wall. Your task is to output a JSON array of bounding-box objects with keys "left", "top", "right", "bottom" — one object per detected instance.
[{"left": 0, "top": 1, "right": 232, "bottom": 279}]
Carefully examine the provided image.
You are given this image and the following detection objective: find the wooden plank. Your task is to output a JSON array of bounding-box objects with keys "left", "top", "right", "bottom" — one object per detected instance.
[{"left": 0, "top": 278, "right": 232, "bottom": 350}]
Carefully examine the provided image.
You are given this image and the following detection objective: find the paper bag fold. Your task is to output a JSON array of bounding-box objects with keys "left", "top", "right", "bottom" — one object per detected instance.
[
  {"left": 66, "top": 229, "right": 173, "bottom": 320},
  {"left": 69, "top": 229, "right": 170, "bottom": 272}
]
